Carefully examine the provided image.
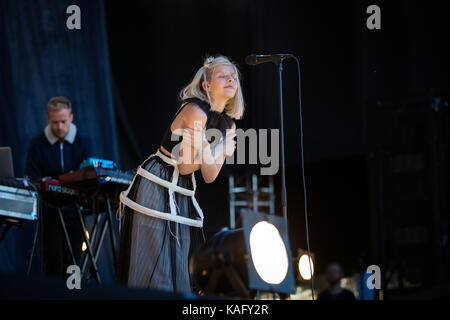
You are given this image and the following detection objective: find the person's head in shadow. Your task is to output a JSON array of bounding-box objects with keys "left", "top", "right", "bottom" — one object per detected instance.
[
  {"left": 317, "top": 262, "right": 356, "bottom": 300},
  {"left": 326, "top": 262, "right": 345, "bottom": 287}
]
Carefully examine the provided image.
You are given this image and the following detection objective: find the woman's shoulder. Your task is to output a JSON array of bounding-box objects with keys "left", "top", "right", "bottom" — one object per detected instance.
[
  {"left": 179, "top": 99, "right": 208, "bottom": 128},
  {"left": 181, "top": 97, "right": 210, "bottom": 113},
  {"left": 182, "top": 101, "right": 208, "bottom": 116}
]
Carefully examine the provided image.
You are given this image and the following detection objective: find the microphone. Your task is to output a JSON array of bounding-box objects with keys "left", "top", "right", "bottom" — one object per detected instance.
[{"left": 245, "top": 54, "right": 294, "bottom": 66}]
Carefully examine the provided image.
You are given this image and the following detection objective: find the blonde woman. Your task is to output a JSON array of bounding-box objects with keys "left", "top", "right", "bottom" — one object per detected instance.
[{"left": 117, "top": 55, "right": 244, "bottom": 293}]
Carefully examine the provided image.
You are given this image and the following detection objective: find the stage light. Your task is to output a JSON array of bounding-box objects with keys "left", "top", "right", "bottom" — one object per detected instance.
[
  {"left": 298, "top": 253, "right": 313, "bottom": 280},
  {"left": 190, "top": 209, "right": 296, "bottom": 298},
  {"left": 81, "top": 230, "right": 90, "bottom": 252},
  {"left": 296, "top": 249, "right": 315, "bottom": 282},
  {"left": 249, "top": 221, "right": 289, "bottom": 284}
]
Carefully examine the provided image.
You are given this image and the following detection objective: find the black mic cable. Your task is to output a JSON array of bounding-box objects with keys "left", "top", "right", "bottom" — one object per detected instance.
[
  {"left": 246, "top": 53, "right": 314, "bottom": 300},
  {"left": 292, "top": 55, "right": 315, "bottom": 300}
]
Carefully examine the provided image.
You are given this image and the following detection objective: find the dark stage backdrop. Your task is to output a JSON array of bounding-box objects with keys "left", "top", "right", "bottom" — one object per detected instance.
[
  {"left": 1, "top": 0, "right": 449, "bottom": 288},
  {"left": 0, "top": 0, "right": 119, "bottom": 283},
  {"left": 105, "top": 0, "right": 450, "bottom": 276},
  {"left": 104, "top": 0, "right": 369, "bottom": 274}
]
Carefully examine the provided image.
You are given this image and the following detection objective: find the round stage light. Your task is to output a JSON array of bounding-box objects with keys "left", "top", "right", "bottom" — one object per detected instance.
[
  {"left": 298, "top": 253, "right": 314, "bottom": 280},
  {"left": 189, "top": 210, "right": 296, "bottom": 298},
  {"left": 249, "top": 221, "right": 289, "bottom": 285}
]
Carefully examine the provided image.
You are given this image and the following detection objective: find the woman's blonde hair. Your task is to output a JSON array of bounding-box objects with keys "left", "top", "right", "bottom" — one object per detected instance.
[{"left": 179, "top": 55, "right": 244, "bottom": 120}]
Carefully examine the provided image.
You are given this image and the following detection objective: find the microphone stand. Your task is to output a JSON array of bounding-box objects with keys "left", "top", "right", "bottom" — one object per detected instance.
[{"left": 274, "top": 58, "right": 288, "bottom": 220}]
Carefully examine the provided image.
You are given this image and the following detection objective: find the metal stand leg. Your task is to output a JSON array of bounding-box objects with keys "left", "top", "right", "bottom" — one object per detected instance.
[
  {"left": 57, "top": 209, "right": 77, "bottom": 266},
  {"left": 75, "top": 205, "right": 102, "bottom": 284},
  {"left": 93, "top": 217, "right": 109, "bottom": 263},
  {"left": 106, "top": 195, "right": 118, "bottom": 271},
  {"left": 205, "top": 265, "right": 250, "bottom": 299},
  {"left": 80, "top": 211, "right": 101, "bottom": 275},
  {"left": 229, "top": 176, "right": 236, "bottom": 229},
  {"left": 84, "top": 195, "right": 118, "bottom": 276},
  {"left": 0, "top": 224, "right": 12, "bottom": 243}
]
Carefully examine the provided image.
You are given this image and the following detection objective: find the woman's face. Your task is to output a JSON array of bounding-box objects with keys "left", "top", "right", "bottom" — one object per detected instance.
[{"left": 204, "top": 64, "right": 238, "bottom": 101}]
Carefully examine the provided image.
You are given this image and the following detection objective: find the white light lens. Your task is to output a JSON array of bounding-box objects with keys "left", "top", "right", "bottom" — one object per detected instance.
[
  {"left": 81, "top": 230, "right": 90, "bottom": 252},
  {"left": 249, "top": 221, "right": 289, "bottom": 284},
  {"left": 298, "top": 254, "right": 314, "bottom": 280}
]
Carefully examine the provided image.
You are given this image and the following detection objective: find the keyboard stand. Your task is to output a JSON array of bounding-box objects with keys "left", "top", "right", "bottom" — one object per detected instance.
[
  {"left": 57, "top": 208, "right": 77, "bottom": 267},
  {"left": 78, "top": 194, "right": 118, "bottom": 283},
  {"left": 75, "top": 205, "right": 102, "bottom": 284},
  {"left": 0, "top": 224, "right": 12, "bottom": 243}
]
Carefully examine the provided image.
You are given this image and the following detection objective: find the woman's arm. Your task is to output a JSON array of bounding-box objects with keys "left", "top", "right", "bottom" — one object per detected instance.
[
  {"left": 176, "top": 104, "right": 236, "bottom": 183},
  {"left": 176, "top": 104, "right": 206, "bottom": 175},
  {"left": 199, "top": 122, "right": 236, "bottom": 183}
]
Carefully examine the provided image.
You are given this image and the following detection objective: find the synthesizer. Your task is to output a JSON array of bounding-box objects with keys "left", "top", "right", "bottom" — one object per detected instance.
[
  {"left": 0, "top": 177, "right": 80, "bottom": 221},
  {"left": 0, "top": 178, "right": 37, "bottom": 222},
  {"left": 59, "top": 166, "right": 133, "bottom": 188}
]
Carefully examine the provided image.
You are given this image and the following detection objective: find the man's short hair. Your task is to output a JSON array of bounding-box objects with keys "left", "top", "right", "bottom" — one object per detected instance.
[{"left": 47, "top": 96, "right": 72, "bottom": 113}]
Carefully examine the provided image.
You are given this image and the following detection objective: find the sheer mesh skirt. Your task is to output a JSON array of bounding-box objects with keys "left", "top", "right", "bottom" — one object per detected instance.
[{"left": 117, "top": 155, "right": 203, "bottom": 293}]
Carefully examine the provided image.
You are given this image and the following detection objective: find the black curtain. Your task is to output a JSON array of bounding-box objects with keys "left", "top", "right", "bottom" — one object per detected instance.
[
  {"left": 1, "top": 0, "right": 449, "bottom": 286},
  {"left": 105, "top": 0, "right": 450, "bottom": 275},
  {"left": 0, "top": 0, "right": 118, "bottom": 283}
]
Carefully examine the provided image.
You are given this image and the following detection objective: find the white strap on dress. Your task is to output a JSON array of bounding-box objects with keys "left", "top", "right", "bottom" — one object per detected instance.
[{"left": 119, "top": 150, "right": 204, "bottom": 228}]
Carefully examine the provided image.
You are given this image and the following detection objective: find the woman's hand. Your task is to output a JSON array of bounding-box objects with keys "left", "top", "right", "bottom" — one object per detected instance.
[
  {"left": 211, "top": 130, "right": 236, "bottom": 163},
  {"left": 175, "top": 102, "right": 236, "bottom": 183},
  {"left": 222, "top": 130, "right": 237, "bottom": 157},
  {"left": 181, "top": 128, "right": 215, "bottom": 164}
]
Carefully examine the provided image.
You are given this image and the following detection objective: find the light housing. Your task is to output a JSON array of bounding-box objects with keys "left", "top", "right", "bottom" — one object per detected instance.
[{"left": 190, "top": 209, "right": 296, "bottom": 298}]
